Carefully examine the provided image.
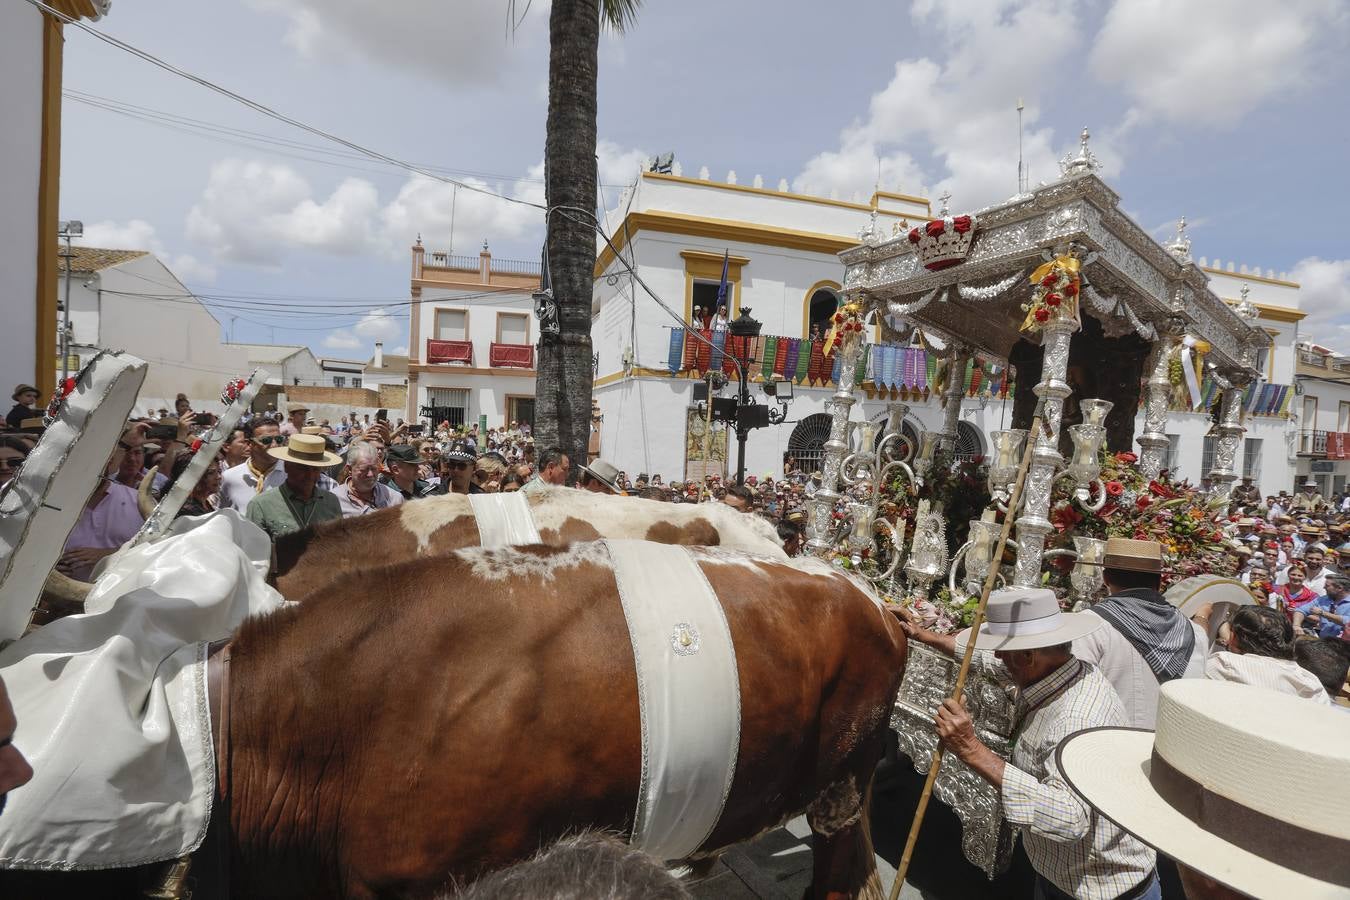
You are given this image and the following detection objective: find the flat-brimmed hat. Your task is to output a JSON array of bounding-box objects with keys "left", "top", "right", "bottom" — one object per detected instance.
[
  {"left": 267, "top": 432, "right": 341, "bottom": 468},
  {"left": 579, "top": 457, "right": 622, "bottom": 494},
  {"left": 954, "top": 587, "right": 1101, "bottom": 652},
  {"left": 11, "top": 384, "right": 38, "bottom": 402},
  {"left": 301, "top": 425, "right": 325, "bottom": 436},
  {"left": 1058, "top": 679, "right": 1350, "bottom": 900},
  {"left": 288, "top": 405, "right": 310, "bottom": 415},
  {"left": 1102, "top": 537, "right": 1163, "bottom": 573}
]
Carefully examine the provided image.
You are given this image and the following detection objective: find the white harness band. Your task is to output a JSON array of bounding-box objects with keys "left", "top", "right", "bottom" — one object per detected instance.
[
  {"left": 468, "top": 492, "right": 541, "bottom": 548},
  {"left": 606, "top": 540, "right": 741, "bottom": 861}
]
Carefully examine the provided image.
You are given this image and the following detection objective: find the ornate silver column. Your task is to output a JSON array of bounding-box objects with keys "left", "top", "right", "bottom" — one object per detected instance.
[
  {"left": 1207, "top": 379, "right": 1245, "bottom": 498},
  {"left": 806, "top": 335, "right": 864, "bottom": 555},
  {"left": 939, "top": 345, "right": 971, "bottom": 451},
  {"left": 1136, "top": 342, "right": 1172, "bottom": 481},
  {"left": 1012, "top": 319, "right": 1076, "bottom": 587}
]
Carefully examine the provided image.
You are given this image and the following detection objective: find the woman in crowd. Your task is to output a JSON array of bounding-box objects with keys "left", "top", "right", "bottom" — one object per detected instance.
[{"left": 0, "top": 435, "right": 30, "bottom": 489}]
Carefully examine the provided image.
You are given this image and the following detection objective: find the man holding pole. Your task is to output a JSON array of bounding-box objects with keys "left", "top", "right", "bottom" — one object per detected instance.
[{"left": 899, "top": 588, "right": 1160, "bottom": 900}]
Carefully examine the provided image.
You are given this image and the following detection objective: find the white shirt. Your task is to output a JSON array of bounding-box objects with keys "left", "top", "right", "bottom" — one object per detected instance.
[
  {"left": 1204, "top": 650, "right": 1332, "bottom": 705},
  {"left": 219, "top": 459, "right": 336, "bottom": 511},
  {"left": 1070, "top": 611, "right": 1208, "bottom": 729}
]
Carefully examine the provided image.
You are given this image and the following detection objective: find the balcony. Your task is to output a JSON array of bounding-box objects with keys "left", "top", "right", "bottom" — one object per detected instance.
[
  {"left": 426, "top": 339, "right": 472, "bottom": 365},
  {"left": 1298, "top": 429, "right": 1328, "bottom": 457},
  {"left": 489, "top": 342, "right": 535, "bottom": 369},
  {"left": 1299, "top": 350, "right": 1328, "bottom": 368}
]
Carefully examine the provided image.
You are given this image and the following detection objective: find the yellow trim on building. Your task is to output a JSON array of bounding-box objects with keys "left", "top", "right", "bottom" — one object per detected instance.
[
  {"left": 681, "top": 250, "right": 748, "bottom": 324},
  {"left": 35, "top": 13, "right": 64, "bottom": 397},
  {"left": 596, "top": 210, "right": 863, "bottom": 277},
  {"left": 1251, "top": 303, "right": 1306, "bottom": 323},
  {"left": 801, "top": 279, "right": 842, "bottom": 338},
  {"left": 1203, "top": 266, "right": 1299, "bottom": 288}
]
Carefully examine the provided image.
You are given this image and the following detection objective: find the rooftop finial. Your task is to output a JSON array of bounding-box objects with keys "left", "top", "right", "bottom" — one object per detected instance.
[
  {"left": 938, "top": 189, "right": 952, "bottom": 216},
  {"left": 1233, "top": 282, "right": 1257, "bottom": 322},
  {"left": 1058, "top": 126, "right": 1102, "bottom": 180},
  {"left": 1165, "top": 216, "right": 1192, "bottom": 264}
]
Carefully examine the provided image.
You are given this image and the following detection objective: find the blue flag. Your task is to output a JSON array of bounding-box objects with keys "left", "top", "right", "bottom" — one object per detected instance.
[{"left": 715, "top": 250, "right": 730, "bottom": 310}]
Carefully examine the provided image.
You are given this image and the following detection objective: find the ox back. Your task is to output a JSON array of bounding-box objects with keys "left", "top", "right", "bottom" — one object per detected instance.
[{"left": 221, "top": 541, "right": 906, "bottom": 899}]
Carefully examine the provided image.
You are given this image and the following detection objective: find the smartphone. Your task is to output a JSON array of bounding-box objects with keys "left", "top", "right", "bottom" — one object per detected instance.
[
  {"left": 148, "top": 424, "right": 177, "bottom": 441},
  {"left": 375, "top": 409, "right": 388, "bottom": 423},
  {"left": 196, "top": 412, "right": 218, "bottom": 428}
]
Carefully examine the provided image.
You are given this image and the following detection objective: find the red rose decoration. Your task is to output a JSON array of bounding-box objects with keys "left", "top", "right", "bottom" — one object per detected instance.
[
  {"left": 908, "top": 227, "right": 921, "bottom": 243},
  {"left": 1045, "top": 294, "right": 1062, "bottom": 307},
  {"left": 1135, "top": 495, "right": 1152, "bottom": 510},
  {"left": 61, "top": 377, "right": 76, "bottom": 397},
  {"left": 1040, "top": 274, "right": 1058, "bottom": 287},
  {"left": 1063, "top": 280, "right": 1080, "bottom": 296},
  {"left": 1115, "top": 451, "right": 1138, "bottom": 464},
  {"left": 1034, "top": 308, "right": 1050, "bottom": 323},
  {"left": 833, "top": 312, "right": 844, "bottom": 323},
  {"left": 925, "top": 220, "right": 946, "bottom": 238},
  {"left": 951, "top": 215, "right": 972, "bottom": 233},
  {"left": 1105, "top": 481, "right": 1124, "bottom": 497}
]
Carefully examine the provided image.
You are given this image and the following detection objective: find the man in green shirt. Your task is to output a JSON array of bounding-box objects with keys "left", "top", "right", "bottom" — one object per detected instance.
[{"left": 245, "top": 433, "right": 342, "bottom": 538}]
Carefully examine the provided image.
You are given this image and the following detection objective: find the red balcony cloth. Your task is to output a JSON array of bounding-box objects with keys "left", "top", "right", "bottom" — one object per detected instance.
[
  {"left": 694, "top": 329, "right": 711, "bottom": 372},
  {"left": 427, "top": 339, "right": 472, "bottom": 364},
  {"left": 490, "top": 343, "right": 534, "bottom": 369}
]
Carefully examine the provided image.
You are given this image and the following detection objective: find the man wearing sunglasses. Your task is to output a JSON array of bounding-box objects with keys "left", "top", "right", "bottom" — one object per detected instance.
[
  {"left": 218, "top": 419, "right": 336, "bottom": 512},
  {"left": 437, "top": 442, "right": 482, "bottom": 495}
]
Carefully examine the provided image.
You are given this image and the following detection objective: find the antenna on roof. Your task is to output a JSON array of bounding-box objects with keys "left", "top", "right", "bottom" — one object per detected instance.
[{"left": 1016, "top": 98, "right": 1027, "bottom": 195}]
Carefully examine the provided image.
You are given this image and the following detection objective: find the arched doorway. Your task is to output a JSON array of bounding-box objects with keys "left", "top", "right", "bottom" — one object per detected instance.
[
  {"left": 787, "top": 413, "right": 833, "bottom": 473},
  {"left": 806, "top": 287, "right": 839, "bottom": 340}
]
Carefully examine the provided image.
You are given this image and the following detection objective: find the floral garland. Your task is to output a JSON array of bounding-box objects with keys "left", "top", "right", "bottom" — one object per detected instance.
[
  {"left": 42, "top": 377, "right": 77, "bottom": 426},
  {"left": 1020, "top": 255, "right": 1082, "bottom": 333},
  {"left": 823, "top": 301, "right": 866, "bottom": 357}
]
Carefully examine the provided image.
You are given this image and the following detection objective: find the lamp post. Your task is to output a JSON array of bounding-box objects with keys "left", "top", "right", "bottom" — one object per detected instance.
[
  {"left": 727, "top": 308, "right": 763, "bottom": 486},
  {"left": 57, "top": 220, "right": 83, "bottom": 381}
]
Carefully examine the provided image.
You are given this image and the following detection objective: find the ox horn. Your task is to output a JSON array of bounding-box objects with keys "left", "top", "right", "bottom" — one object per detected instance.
[
  {"left": 43, "top": 569, "right": 91, "bottom": 605},
  {"left": 138, "top": 469, "right": 159, "bottom": 520}
]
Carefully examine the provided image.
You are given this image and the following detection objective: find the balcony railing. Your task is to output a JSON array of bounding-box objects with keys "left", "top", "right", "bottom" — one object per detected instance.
[
  {"left": 489, "top": 342, "right": 535, "bottom": 369},
  {"left": 1298, "top": 429, "right": 1328, "bottom": 456},
  {"left": 420, "top": 250, "right": 542, "bottom": 277},
  {"left": 1300, "top": 350, "right": 1329, "bottom": 368},
  {"left": 424, "top": 252, "right": 480, "bottom": 270},
  {"left": 426, "top": 339, "right": 472, "bottom": 365}
]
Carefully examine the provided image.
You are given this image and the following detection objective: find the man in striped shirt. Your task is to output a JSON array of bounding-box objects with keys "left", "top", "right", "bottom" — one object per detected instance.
[{"left": 901, "top": 587, "right": 1159, "bottom": 900}]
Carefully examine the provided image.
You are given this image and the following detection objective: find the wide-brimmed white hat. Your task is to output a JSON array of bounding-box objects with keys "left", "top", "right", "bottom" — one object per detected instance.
[
  {"left": 579, "top": 457, "right": 622, "bottom": 494},
  {"left": 1058, "top": 679, "right": 1350, "bottom": 900},
  {"left": 1164, "top": 575, "right": 1254, "bottom": 645},
  {"left": 267, "top": 432, "right": 341, "bottom": 468},
  {"left": 954, "top": 587, "right": 1100, "bottom": 652}
]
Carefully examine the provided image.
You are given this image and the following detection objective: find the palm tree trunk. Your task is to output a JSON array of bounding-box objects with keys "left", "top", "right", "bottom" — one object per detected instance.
[{"left": 535, "top": 0, "right": 599, "bottom": 475}]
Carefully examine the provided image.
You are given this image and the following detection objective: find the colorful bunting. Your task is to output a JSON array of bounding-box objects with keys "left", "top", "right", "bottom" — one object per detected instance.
[{"left": 668, "top": 328, "right": 684, "bottom": 374}]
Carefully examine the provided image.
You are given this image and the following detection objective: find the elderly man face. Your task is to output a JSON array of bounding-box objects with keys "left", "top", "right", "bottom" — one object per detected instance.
[
  {"left": 348, "top": 452, "right": 381, "bottom": 495},
  {"left": 541, "top": 454, "right": 570, "bottom": 486}
]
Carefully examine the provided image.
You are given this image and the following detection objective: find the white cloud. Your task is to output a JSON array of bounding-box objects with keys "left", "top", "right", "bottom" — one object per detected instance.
[
  {"left": 246, "top": 0, "right": 547, "bottom": 85},
  {"left": 322, "top": 330, "right": 362, "bottom": 350},
  {"left": 1291, "top": 257, "right": 1350, "bottom": 351},
  {"left": 352, "top": 308, "right": 401, "bottom": 341},
  {"left": 78, "top": 218, "right": 217, "bottom": 283},
  {"left": 390, "top": 345, "right": 409, "bottom": 356},
  {"left": 1092, "top": 0, "right": 1349, "bottom": 128},
  {"left": 796, "top": 0, "right": 1097, "bottom": 211}
]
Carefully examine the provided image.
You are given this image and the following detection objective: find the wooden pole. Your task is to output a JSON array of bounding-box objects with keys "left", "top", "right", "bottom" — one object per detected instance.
[{"left": 887, "top": 400, "right": 1046, "bottom": 900}]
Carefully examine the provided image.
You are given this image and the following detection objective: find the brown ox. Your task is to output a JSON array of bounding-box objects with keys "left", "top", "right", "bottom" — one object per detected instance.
[
  {"left": 271, "top": 487, "right": 785, "bottom": 600},
  {"left": 2, "top": 542, "right": 905, "bottom": 898}
]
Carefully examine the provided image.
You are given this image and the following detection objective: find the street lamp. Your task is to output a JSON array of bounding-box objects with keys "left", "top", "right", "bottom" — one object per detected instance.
[
  {"left": 763, "top": 377, "right": 795, "bottom": 424},
  {"left": 58, "top": 220, "right": 83, "bottom": 381},
  {"left": 727, "top": 308, "right": 767, "bottom": 485}
]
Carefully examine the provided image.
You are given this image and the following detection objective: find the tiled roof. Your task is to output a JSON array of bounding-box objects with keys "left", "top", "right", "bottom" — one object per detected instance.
[{"left": 61, "top": 246, "right": 148, "bottom": 273}]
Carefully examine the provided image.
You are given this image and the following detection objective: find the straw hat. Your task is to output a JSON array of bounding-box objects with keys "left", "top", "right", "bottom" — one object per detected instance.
[
  {"left": 954, "top": 587, "right": 1101, "bottom": 652},
  {"left": 1164, "top": 575, "right": 1253, "bottom": 645},
  {"left": 1102, "top": 537, "right": 1163, "bottom": 573},
  {"left": 267, "top": 433, "right": 340, "bottom": 467},
  {"left": 579, "top": 457, "right": 622, "bottom": 494},
  {"left": 1058, "top": 679, "right": 1350, "bottom": 900}
]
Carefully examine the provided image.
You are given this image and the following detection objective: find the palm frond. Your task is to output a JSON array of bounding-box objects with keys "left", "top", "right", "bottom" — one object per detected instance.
[{"left": 601, "top": 0, "right": 642, "bottom": 33}]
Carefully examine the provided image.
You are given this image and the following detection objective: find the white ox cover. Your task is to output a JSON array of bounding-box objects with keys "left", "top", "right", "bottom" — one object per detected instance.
[
  {"left": 0, "top": 512, "right": 284, "bottom": 870},
  {"left": 468, "top": 491, "right": 541, "bottom": 548},
  {"left": 607, "top": 540, "right": 741, "bottom": 861}
]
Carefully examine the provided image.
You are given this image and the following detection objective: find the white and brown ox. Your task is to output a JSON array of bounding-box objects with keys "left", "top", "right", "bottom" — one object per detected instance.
[
  {"left": 1, "top": 541, "right": 907, "bottom": 899},
  {"left": 270, "top": 487, "right": 785, "bottom": 600}
]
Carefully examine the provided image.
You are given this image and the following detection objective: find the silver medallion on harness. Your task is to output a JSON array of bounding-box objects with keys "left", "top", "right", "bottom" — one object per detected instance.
[{"left": 671, "top": 622, "right": 701, "bottom": 656}]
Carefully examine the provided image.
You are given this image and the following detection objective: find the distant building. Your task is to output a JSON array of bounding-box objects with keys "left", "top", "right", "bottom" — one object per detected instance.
[
  {"left": 404, "top": 241, "right": 540, "bottom": 429},
  {"left": 58, "top": 247, "right": 251, "bottom": 412},
  {"left": 1293, "top": 340, "right": 1350, "bottom": 496},
  {"left": 1, "top": 0, "right": 111, "bottom": 397}
]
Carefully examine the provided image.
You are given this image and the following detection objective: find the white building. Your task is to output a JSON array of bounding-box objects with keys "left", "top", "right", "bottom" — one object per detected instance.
[
  {"left": 589, "top": 167, "right": 1306, "bottom": 494},
  {"left": 59, "top": 247, "right": 252, "bottom": 412},
  {"left": 1293, "top": 340, "right": 1350, "bottom": 496},
  {"left": 404, "top": 241, "right": 541, "bottom": 429},
  {"left": 319, "top": 357, "right": 367, "bottom": 389},
  {"left": 1, "top": 0, "right": 109, "bottom": 398}
]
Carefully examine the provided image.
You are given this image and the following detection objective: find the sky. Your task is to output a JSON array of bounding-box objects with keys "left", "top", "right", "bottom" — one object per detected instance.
[{"left": 59, "top": 0, "right": 1350, "bottom": 368}]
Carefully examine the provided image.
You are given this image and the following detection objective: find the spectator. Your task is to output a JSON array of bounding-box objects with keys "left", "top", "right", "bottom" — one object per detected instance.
[
  {"left": 1293, "top": 572, "right": 1350, "bottom": 638},
  {"left": 280, "top": 405, "right": 309, "bottom": 437},
  {"left": 523, "top": 448, "right": 569, "bottom": 494},
  {"left": 0, "top": 436, "right": 29, "bottom": 489},
  {"left": 383, "top": 445, "right": 436, "bottom": 500},
  {"left": 1293, "top": 638, "right": 1350, "bottom": 700},
  {"left": 158, "top": 451, "right": 222, "bottom": 518},
  {"left": 219, "top": 419, "right": 286, "bottom": 511},
  {"left": 333, "top": 441, "right": 403, "bottom": 517},
  {"left": 499, "top": 471, "right": 525, "bottom": 493},
  {"left": 173, "top": 393, "right": 192, "bottom": 417},
  {"left": 439, "top": 443, "right": 480, "bottom": 495},
  {"left": 222, "top": 427, "right": 252, "bottom": 469},
  {"left": 58, "top": 425, "right": 147, "bottom": 581},
  {"left": 6, "top": 385, "right": 41, "bottom": 430},
  {"left": 1302, "top": 546, "right": 1333, "bottom": 595},
  {"left": 1204, "top": 606, "right": 1330, "bottom": 704},
  {"left": 245, "top": 434, "right": 343, "bottom": 538},
  {"left": 1268, "top": 563, "right": 1317, "bottom": 619},
  {"left": 0, "top": 675, "right": 34, "bottom": 817},
  {"left": 722, "top": 484, "right": 753, "bottom": 512},
  {"left": 578, "top": 458, "right": 622, "bottom": 495}
]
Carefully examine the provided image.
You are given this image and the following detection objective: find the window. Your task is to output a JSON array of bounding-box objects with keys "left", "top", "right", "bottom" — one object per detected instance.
[
  {"left": 497, "top": 312, "right": 530, "bottom": 345},
  {"left": 1201, "top": 436, "right": 1216, "bottom": 477},
  {"left": 425, "top": 387, "right": 469, "bottom": 427},
  {"left": 690, "top": 282, "right": 725, "bottom": 325},
  {"left": 508, "top": 396, "right": 535, "bottom": 429},
  {"left": 1165, "top": 434, "right": 1181, "bottom": 473},
  {"left": 352, "top": 377, "right": 362, "bottom": 389},
  {"left": 332, "top": 376, "right": 346, "bottom": 388},
  {"left": 435, "top": 309, "right": 467, "bottom": 341},
  {"left": 1242, "top": 438, "right": 1262, "bottom": 478},
  {"left": 807, "top": 288, "right": 839, "bottom": 340},
  {"left": 1339, "top": 401, "right": 1350, "bottom": 432}
]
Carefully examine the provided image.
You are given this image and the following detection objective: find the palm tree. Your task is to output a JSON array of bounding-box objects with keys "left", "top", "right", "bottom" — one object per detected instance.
[{"left": 520, "top": 0, "right": 640, "bottom": 476}]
